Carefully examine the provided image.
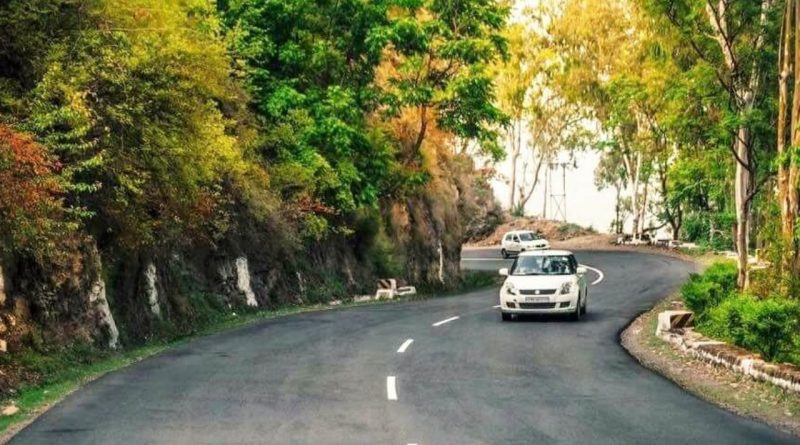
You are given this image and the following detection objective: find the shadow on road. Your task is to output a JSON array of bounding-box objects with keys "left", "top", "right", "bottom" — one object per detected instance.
[{"left": 502, "top": 312, "right": 603, "bottom": 323}]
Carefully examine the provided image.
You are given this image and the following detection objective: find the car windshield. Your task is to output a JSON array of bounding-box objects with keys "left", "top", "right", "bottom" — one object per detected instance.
[
  {"left": 511, "top": 255, "right": 575, "bottom": 276},
  {"left": 518, "top": 232, "right": 539, "bottom": 241}
]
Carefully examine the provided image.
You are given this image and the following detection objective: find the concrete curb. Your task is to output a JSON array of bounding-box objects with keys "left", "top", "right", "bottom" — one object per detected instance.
[{"left": 659, "top": 326, "right": 800, "bottom": 393}]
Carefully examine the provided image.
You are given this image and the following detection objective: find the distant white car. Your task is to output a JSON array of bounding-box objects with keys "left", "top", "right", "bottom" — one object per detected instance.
[
  {"left": 498, "top": 250, "right": 588, "bottom": 321},
  {"left": 500, "top": 230, "right": 550, "bottom": 258}
]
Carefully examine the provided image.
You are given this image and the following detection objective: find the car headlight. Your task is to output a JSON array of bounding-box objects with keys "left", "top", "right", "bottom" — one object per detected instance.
[
  {"left": 559, "top": 281, "right": 572, "bottom": 294},
  {"left": 505, "top": 282, "right": 518, "bottom": 295}
]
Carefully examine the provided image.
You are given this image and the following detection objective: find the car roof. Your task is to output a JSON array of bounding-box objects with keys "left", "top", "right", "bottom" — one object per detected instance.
[
  {"left": 518, "top": 249, "right": 573, "bottom": 257},
  {"left": 505, "top": 230, "right": 536, "bottom": 235}
]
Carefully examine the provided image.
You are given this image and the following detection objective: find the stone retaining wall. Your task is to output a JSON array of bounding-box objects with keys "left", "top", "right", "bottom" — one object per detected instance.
[{"left": 659, "top": 325, "right": 800, "bottom": 393}]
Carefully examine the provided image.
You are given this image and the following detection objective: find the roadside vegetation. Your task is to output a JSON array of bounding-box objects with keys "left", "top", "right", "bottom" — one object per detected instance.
[
  {"left": 682, "top": 263, "right": 800, "bottom": 365},
  {"left": 623, "top": 293, "right": 800, "bottom": 436}
]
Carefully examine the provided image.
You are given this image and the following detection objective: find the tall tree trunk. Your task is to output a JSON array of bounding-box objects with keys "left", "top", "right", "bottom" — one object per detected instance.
[
  {"left": 615, "top": 184, "right": 622, "bottom": 234},
  {"left": 705, "top": 0, "right": 772, "bottom": 289},
  {"left": 790, "top": 0, "right": 800, "bottom": 274},
  {"left": 518, "top": 150, "right": 546, "bottom": 209},
  {"left": 778, "top": 0, "right": 797, "bottom": 278},
  {"left": 656, "top": 156, "right": 682, "bottom": 240},
  {"left": 639, "top": 179, "right": 649, "bottom": 236},
  {"left": 779, "top": 0, "right": 800, "bottom": 277},
  {"left": 628, "top": 152, "right": 642, "bottom": 239},
  {"left": 508, "top": 119, "right": 521, "bottom": 209},
  {"left": 734, "top": 126, "right": 752, "bottom": 289}
]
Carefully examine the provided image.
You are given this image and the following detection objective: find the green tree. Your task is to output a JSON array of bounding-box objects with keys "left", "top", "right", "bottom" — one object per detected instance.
[
  {"left": 224, "top": 0, "right": 396, "bottom": 233},
  {"left": 640, "top": 0, "right": 781, "bottom": 288},
  {"left": 22, "top": 0, "right": 249, "bottom": 249}
]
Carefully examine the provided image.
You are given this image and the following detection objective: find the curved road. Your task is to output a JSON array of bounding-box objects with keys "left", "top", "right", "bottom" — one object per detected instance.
[{"left": 9, "top": 250, "right": 799, "bottom": 444}]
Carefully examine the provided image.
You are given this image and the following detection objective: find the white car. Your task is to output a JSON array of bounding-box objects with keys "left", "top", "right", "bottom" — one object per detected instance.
[
  {"left": 498, "top": 250, "right": 588, "bottom": 321},
  {"left": 500, "top": 230, "right": 550, "bottom": 258}
]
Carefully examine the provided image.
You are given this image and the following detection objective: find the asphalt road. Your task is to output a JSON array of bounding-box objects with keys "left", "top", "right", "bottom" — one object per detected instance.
[{"left": 8, "top": 249, "right": 800, "bottom": 445}]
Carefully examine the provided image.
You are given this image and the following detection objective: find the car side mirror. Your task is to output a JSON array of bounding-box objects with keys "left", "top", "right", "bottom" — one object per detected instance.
[
  {"left": 577, "top": 266, "right": 587, "bottom": 275},
  {"left": 499, "top": 268, "right": 509, "bottom": 276}
]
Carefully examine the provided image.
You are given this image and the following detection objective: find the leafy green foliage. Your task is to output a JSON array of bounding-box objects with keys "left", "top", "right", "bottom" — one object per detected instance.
[
  {"left": 4, "top": 0, "right": 250, "bottom": 250},
  {"left": 682, "top": 262, "right": 800, "bottom": 364},
  {"left": 0, "top": 125, "right": 71, "bottom": 259},
  {"left": 704, "top": 295, "right": 800, "bottom": 363},
  {"left": 0, "top": 0, "right": 506, "bottom": 285},
  {"left": 224, "top": 0, "right": 396, "bottom": 216},
  {"left": 681, "top": 262, "right": 738, "bottom": 319},
  {"left": 379, "top": 0, "right": 509, "bottom": 161}
]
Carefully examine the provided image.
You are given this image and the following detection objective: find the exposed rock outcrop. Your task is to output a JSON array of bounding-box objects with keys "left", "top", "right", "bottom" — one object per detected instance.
[
  {"left": 143, "top": 261, "right": 161, "bottom": 318},
  {"left": 235, "top": 257, "right": 257, "bottom": 307},
  {"left": 218, "top": 256, "right": 258, "bottom": 307},
  {"left": 87, "top": 277, "right": 119, "bottom": 349}
]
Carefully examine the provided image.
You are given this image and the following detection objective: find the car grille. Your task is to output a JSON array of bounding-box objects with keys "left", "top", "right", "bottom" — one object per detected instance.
[
  {"left": 519, "top": 289, "right": 557, "bottom": 295},
  {"left": 518, "top": 302, "right": 557, "bottom": 309}
]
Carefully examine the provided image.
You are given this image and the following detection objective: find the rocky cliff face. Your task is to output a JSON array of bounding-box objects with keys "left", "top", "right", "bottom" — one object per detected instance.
[
  {"left": 386, "top": 153, "right": 501, "bottom": 288},
  {"left": 0, "top": 232, "right": 387, "bottom": 354},
  {"left": 0, "top": 158, "right": 498, "bottom": 395}
]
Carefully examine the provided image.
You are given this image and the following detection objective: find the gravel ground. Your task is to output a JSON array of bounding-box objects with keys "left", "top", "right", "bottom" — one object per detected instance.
[{"left": 621, "top": 295, "right": 800, "bottom": 437}]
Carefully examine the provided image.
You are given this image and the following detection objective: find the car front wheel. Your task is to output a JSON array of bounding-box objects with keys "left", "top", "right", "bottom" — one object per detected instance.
[
  {"left": 501, "top": 248, "right": 508, "bottom": 259},
  {"left": 501, "top": 312, "right": 512, "bottom": 322},
  {"left": 571, "top": 297, "right": 582, "bottom": 321},
  {"left": 581, "top": 291, "right": 588, "bottom": 315}
]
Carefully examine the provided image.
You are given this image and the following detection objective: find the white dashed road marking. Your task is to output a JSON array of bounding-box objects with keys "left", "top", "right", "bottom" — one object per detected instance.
[
  {"left": 432, "top": 316, "right": 459, "bottom": 327},
  {"left": 387, "top": 376, "right": 398, "bottom": 401},
  {"left": 397, "top": 339, "right": 414, "bottom": 353}
]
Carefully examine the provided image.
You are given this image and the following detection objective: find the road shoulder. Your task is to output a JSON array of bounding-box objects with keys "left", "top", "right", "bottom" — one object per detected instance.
[{"left": 622, "top": 294, "right": 800, "bottom": 437}]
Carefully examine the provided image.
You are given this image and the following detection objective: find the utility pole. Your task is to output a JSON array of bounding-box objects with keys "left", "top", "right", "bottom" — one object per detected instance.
[
  {"left": 542, "top": 167, "right": 548, "bottom": 219},
  {"left": 549, "top": 161, "right": 571, "bottom": 222}
]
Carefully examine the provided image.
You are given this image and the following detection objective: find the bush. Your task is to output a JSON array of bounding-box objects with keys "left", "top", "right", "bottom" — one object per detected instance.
[
  {"left": 681, "top": 262, "right": 737, "bottom": 319},
  {"left": 702, "top": 295, "right": 800, "bottom": 363},
  {"left": 557, "top": 222, "right": 594, "bottom": 237},
  {"left": 680, "top": 212, "right": 734, "bottom": 250}
]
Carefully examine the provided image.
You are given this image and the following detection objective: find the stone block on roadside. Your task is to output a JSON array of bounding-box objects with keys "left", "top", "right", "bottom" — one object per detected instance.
[
  {"left": 375, "top": 289, "right": 394, "bottom": 300},
  {"left": 2, "top": 404, "right": 18, "bottom": 416},
  {"left": 395, "top": 286, "right": 417, "bottom": 297},
  {"left": 656, "top": 310, "right": 695, "bottom": 336}
]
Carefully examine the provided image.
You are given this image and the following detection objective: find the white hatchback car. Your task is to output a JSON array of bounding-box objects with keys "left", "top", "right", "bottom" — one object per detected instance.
[
  {"left": 498, "top": 250, "right": 588, "bottom": 321},
  {"left": 500, "top": 230, "right": 550, "bottom": 258}
]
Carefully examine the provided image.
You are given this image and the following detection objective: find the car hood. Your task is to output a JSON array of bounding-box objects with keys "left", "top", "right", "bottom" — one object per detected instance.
[{"left": 505, "top": 275, "right": 574, "bottom": 290}]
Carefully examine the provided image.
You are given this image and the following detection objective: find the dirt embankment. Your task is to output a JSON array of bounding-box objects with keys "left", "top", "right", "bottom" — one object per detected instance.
[{"left": 465, "top": 217, "right": 613, "bottom": 249}]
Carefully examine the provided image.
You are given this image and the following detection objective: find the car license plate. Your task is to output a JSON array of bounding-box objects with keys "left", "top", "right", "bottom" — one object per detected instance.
[{"left": 525, "top": 297, "right": 549, "bottom": 303}]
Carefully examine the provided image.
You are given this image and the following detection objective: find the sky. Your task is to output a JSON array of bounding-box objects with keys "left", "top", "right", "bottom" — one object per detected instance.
[
  {"left": 488, "top": 0, "right": 618, "bottom": 233},
  {"left": 490, "top": 151, "right": 617, "bottom": 232}
]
